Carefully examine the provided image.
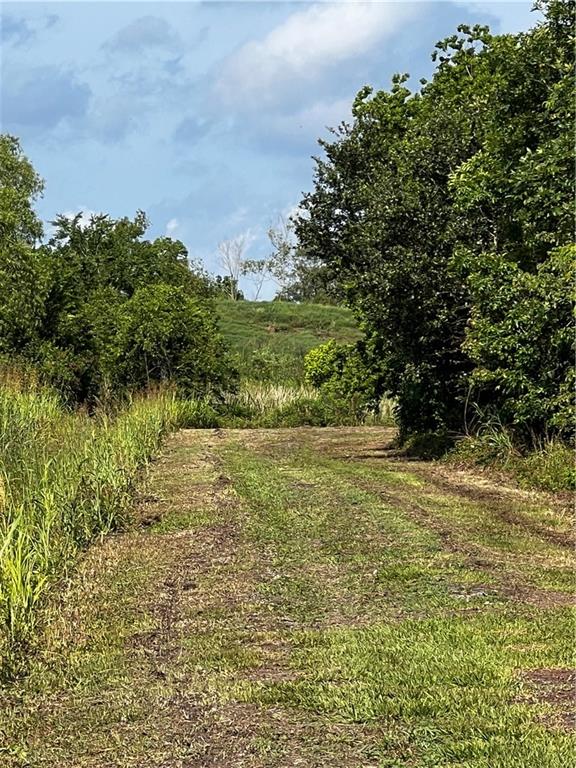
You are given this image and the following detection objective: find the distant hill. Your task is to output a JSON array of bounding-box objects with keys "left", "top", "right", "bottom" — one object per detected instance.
[{"left": 215, "top": 299, "right": 361, "bottom": 382}]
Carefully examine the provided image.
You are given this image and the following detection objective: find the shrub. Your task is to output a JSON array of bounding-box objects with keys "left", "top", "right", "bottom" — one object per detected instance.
[
  {"left": 304, "top": 339, "right": 389, "bottom": 423},
  {"left": 402, "top": 431, "right": 455, "bottom": 460},
  {"left": 304, "top": 339, "right": 345, "bottom": 387},
  {"left": 175, "top": 398, "right": 220, "bottom": 429},
  {"left": 115, "top": 284, "right": 237, "bottom": 398},
  {"left": 513, "top": 441, "right": 575, "bottom": 492},
  {"left": 449, "top": 430, "right": 575, "bottom": 493}
]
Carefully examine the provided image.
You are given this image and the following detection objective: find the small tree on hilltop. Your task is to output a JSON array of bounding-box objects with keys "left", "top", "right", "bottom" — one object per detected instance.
[{"left": 218, "top": 235, "right": 248, "bottom": 301}]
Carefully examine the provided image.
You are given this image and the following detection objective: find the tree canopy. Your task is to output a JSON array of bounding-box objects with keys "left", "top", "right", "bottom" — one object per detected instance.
[
  {"left": 0, "top": 136, "right": 235, "bottom": 402},
  {"left": 295, "top": 0, "right": 574, "bottom": 440}
]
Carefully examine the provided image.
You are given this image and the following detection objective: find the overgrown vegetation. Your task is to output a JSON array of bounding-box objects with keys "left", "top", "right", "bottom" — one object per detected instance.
[
  {"left": 174, "top": 382, "right": 394, "bottom": 429},
  {"left": 450, "top": 428, "right": 576, "bottom": 493},
  {"left": 0, "top": 137, "right": 235, "bottom": 403},
  {"left": 0, "top": 380, "right": 188, "bottom": 678},
  {"left": 295, "top": 0, "right": 574, "bottom": 450},
  {"left": 222, "top": 381, "right": 393, "bottom": 428}
]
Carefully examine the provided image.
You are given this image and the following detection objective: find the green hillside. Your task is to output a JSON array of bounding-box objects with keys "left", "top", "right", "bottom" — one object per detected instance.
[{"left": 216, "top": 299, "right": 361, "bottom": 382}]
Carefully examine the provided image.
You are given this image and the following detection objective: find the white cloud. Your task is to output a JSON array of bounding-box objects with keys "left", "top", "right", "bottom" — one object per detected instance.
[
  {"left": 215, "top": 2, "right": 417, "bottom": 108},
  {"left": 166, "top": 217, "right": 179, "bottom": 236}
]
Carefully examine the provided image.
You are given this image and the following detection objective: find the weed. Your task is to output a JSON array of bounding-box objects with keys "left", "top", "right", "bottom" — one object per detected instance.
[{"left": 451, "top": 432, "right": 574, "bottom": 492}]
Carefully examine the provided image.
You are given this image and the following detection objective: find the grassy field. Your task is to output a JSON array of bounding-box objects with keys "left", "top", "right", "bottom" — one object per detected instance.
[
  {"left": 216, "top": 299, "right": 361, "bottom": 382},
  {"left": 2, "top": 427, "right": 573, "bottom": 766}
]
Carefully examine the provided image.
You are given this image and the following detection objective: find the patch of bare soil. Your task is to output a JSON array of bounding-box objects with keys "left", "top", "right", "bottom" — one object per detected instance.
[{"left": 519, "top": 669, "right": 576, "bottom": 730}]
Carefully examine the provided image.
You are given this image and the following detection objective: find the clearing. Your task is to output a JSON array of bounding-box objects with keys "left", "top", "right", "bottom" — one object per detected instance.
[
  {"left": 215, "top": 300, "right": 361, "bottom": 381},
  {"left": 1, "top": 427, "right": 574, "bottom": 767}
]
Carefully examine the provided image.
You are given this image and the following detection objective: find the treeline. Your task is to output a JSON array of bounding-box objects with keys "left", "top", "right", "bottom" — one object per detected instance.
[
  {"left": 294, "top": 0, "right": 574, "bottom": 443},
  {"left": 0, "top": 135, "right": 236, "bottom": 404}
]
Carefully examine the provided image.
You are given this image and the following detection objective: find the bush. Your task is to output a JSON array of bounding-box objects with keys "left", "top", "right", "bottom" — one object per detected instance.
[
  {"left": 513, "top": 441, "right": 575, "bottom": 492},
  {"left": 304, "top": 339, "right": 391, "bottom": 425},
  {"left": 304, "top": 339, "right": 345, "bottom": 387},
  {"left": 115, "top": 284, "right": 237, "bottom": 398},
  {"left": 402, "top": 431, "right": 455, "bottom": 460},
  {"left": 213, "top": 381, "right": 393, "bottom": 428}
]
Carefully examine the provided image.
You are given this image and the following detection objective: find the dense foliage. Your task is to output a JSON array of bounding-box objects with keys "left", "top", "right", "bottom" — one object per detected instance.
[
  {"left": 304, "top": 339, "right": 381, "bottom": 412},
  {"left": 295, "top": 0, "right": 574, "bottom": 441},
  {"left": 0, "top": 136, "right": 234, "bottom": 402}
]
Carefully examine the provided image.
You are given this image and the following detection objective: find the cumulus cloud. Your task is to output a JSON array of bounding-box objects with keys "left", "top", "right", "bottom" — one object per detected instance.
[
  {"left": 0, "top": 12, "right": 59, "bottom": 47},
  {"left": 104, "top": 16, "right": 182, "bottom": 54},
  {"left": 215, "top": 2, "right": 417, "bottom": 109},
  {"left": 1, "top": 67, "right": 91, "bottom": 132}
]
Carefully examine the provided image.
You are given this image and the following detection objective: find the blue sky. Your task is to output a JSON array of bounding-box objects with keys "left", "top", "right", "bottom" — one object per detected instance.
[{"left": 2, "top": 1, "right": 538, "bottom": 297}]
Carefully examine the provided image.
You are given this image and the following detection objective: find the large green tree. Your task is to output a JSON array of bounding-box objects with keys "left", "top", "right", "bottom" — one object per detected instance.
[
  {"left": 0, "top": 139, "right": 235, "bottom": 401},
  {"left": 296, "top": 0, "right": 574, "bottom": 439},
  {"left": 0, "top": 135, "right": 48, "bottom": 354}
]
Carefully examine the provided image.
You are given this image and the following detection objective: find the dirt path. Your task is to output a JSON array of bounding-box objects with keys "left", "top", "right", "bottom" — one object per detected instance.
[{"left": 1, "top": 428, "right": 574, "bottom": 767}]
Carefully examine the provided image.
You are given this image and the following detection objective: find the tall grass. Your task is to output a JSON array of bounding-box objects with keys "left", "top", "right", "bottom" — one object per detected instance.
[
  {"left": 219, "top": 381, "right": 395, "bottom": 428},
  {"left": 449, "top": 417, "right": 575, "bottom": 492},
  {"left": 0, "top": 384, "right": 182, "bottom": 678},
  {"left": 226, "top": 381, "right": 319, "bottom": 412}
]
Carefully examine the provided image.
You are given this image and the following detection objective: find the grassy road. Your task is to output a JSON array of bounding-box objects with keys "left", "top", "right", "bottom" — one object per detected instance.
[{"left": 1, "top": 427, "right": 573, "bottom": 766}]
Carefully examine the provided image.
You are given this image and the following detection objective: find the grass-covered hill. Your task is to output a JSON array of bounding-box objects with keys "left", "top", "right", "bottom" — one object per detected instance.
[{"left": 215, "top": 299, "right": 361, "bottom": 382}]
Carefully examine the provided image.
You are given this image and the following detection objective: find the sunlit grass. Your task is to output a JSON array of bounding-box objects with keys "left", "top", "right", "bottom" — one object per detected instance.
[
  {"left": 221, "top": 380, "right": 395, "bottom": 427},
  {"left": 0, "top": 383, "right": 183, "bottom": 678}
]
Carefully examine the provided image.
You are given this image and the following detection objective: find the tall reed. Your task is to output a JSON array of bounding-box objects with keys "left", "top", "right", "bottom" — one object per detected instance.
[{"left": 0, "top": 385, "right": 181, "bottom": 678}]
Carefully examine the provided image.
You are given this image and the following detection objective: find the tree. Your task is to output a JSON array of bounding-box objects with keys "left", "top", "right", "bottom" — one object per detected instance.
[
  {"left": 115, "top": 284, "right": 236, "bottom": 396},
  {"left": 296, "top": 69, "right": 475, "bottom": 436},
  {"left": 295, "top": 1, "right": 575, "bottom": 439},
  {"left": 210, "top": 274, "right": 244, "bottom": 301},
  {"left": 266, "top": 217, "right": 297, "bottom": 295},
  {"left": 218, "top": 235, "right": 249, "bottom": 300},
  {"left": 241, "top": 258, "right": 269, "bottom": 301},
  {"left": 0, "top": 134, "right": 43, "bottom": 244},
  {"left": 0, "top": 135, "right": 48, "bottom": 356},
  {"left": 34, "top": 211, "right": 218, "bottom": 401},
  {"left": 267, "top": 216, "right": 342, "bottom": 304},
  {"left": 0, "top": 136, "right": 237, "bottom": 402}
]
